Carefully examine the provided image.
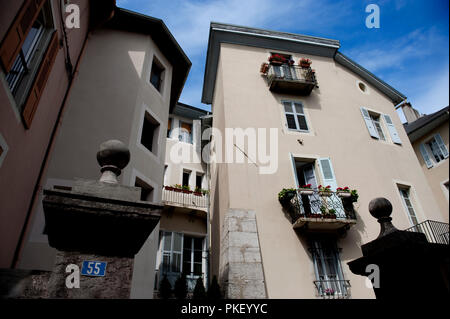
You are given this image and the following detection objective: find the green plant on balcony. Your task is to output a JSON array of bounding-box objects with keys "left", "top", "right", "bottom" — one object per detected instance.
[
  {"left": 173, "top": 184, "right": 183, "bottom": 192},
  {"left": 278, "top": 188, "right": 297, "bottom": 206},
  {"left": 325, "top": 208, "right": 337, "bottom": 219},
  {"left": 350, "top": 189, "right": 359, "bottom": 203},
  {"left": 336, "top": 186, "right": 351, "bottom": 198},
  {"left": 318, "top": 185, "right": 332, "bottom": 196},
  {"left": 182, "top": 185, "right": 192, "bottom": 194}
]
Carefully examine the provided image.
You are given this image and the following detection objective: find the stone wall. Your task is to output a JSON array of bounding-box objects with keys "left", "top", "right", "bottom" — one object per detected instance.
[{"left": 219, "top": 209, "right": 267, "bottom": 298}]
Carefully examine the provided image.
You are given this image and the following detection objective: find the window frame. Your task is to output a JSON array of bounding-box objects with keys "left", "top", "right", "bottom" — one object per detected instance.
[
  {"left": 282, "top": 100, "right": 309, "bottom": 133},
  {"left": 425, "top": 137, "right": 445, "bottom": 164},
  {"left": 4, "top": 1, "right": 55, "bottom": 111},
  {"left": 369, "top": 112, "right": 387, "bottom": 141},
  {"left": 398, "top": 186, "right": 419, "bottom": 226},
  {"left": 149, "top": 56, "right": 165, "bottom": 93}
]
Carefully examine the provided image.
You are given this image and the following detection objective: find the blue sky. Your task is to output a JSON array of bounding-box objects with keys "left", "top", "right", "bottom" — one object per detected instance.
[{"left": 116, "top": 0, "right": 449, "bottom": 122}]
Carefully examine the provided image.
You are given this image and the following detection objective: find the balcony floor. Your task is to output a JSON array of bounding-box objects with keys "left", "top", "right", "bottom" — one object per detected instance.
[{"left": 293, "top": 216, "right": 357, "bottom": 231}]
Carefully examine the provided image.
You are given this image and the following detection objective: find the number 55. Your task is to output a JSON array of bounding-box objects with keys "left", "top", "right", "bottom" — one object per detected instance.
[{"left": 94, "top": 262, "right": 101, "bottom": 275}]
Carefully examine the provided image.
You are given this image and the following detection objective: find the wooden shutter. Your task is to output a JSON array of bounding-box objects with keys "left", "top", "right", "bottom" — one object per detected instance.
[
  {"left": 434, "top": 134, "right": 449, "bottom": 159},
  {"left": 0, "top": 0, "right": 46, "bottom": 72},
  {"left": 318, "top": 157, "right": 338, "bottom": 191},
  {"left": 383, "top": 114, "right": 402, "bottom": 144},
  {"left": 22, "top": 31, "right": 59, "bottom": 128},
  {"left": 360, "top": 107, "right": 379, "bottom": 139},
  {"left": 193, "top": 119, "right": 201, "bottom": 153},
  {"left": 419, "top": 143, "right": 433, "bottom": 168}
]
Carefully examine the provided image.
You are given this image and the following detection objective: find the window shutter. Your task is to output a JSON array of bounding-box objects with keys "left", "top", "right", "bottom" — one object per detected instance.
[
  {"left": 289, "top": 153, "right": 300, "bottom": 188},
  {"left": 193, "top": 119, "right": 201, "bottom": 153},
  {"left": 360, "top": 107, "right": 379, "bottom": 139},
  {"left": 22, "top": 31, "right": 59, "bottom": 129},
  {"left": 318, "top": 157, "right": 338, "bottom": 191},
  {"left": 434, "top": 134, "right": 449, "bottom": 159},
  {"left": 419, "top": 143, "right": 433, "bottom": 168},
  {"left": 383, "top": 114, "right": 402, "bottom": 144},
  {"left": 0, "top": 0, "right": 46, "bottom": 72}
]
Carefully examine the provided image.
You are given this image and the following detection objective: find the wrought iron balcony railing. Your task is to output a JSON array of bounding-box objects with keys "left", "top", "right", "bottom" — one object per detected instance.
[
  {"left": 282, "top": 189, "right": 357, "bottom": 231},
  {"left": 404, "top": 220, "right": 449, "bottom": 245},
  {"left": 263, "top": 64, "right": 317, "bottom": 95},
  {"left": 162, "top": 186, "right": 208, "bottom": 210},
  {"left": 314, "top": 279, "right": 351, "bottom": 299}
]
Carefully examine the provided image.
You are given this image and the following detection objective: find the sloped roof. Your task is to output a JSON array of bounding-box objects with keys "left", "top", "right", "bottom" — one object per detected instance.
[
  {"left": 201, "top": 22, "right": 406, "bottom": 105},
  {"left": 403, "top": 106, "right": 449, "bottom": 142}
]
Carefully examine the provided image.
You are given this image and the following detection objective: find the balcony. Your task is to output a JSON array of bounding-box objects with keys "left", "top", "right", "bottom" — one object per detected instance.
[
  {"left": 281, "top": 189, "right": 357, "bottom": 232},
  {"left": 404, "top": 220, "right": 449, "bottom": 245},
  {"left": 314, "top": 280, "right": 351, "bottom": 299},
  {"left": 162, "top": 186, "right": 208, "bottom": 213},
  {"left": 261, "top": 63, "right": 317, "bottom": 95}
]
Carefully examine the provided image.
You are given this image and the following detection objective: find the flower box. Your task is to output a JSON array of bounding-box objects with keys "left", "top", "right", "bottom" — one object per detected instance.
[
  {"left": 319, "top": 191, "right": 332, "bottom": 197},
  {"left": 193, "top": 192, "right": 203, "bottom": 197},
  {"left": 165, "top": 186, "right": 174, "bottom": 191},
  {"left": 182, "top": 190, "right": 193, "bottom": 194},
  {"left": 299, "top": 188, "right": 314, "bottom": 195},
  {"left": 337, "top": 191, "right": 351, "bottom": 198},
  {"left": 174, "top": 188, "right": 182, "bottom": 192}
]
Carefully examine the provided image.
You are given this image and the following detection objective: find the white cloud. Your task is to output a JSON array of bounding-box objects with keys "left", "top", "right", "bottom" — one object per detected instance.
[{"left": 346, "top": 27, "right": 446, "bottom": 72}]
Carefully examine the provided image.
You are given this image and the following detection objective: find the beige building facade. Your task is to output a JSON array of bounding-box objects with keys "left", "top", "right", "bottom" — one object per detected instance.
[
  {"left": 17, "top": 7, "right": 191, "bottom": 299},
  {"left": 201, "top": 23, "right": 446, "bottom": 299},
  {"left": 402, "top": 104, "right": 449, "bottom": 223}
]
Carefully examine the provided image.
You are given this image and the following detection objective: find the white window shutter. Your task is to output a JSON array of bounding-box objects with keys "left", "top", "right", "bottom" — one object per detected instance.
[
  {"left": 193, "top": 119, "right": 201, "bottom": 153},
  {"left": 434, "top": 134, "right": 449, "bottom": 158},
  {"left": 360, "top": 107, "right": 379, "bottom": 139},
  {"left": 383, "top": 114, "right": 402, "bottom": 144},
  {"left": 318, "top": 157, "right": 338, "bottom": 191},
  {"left": 289, "top": 153, "right": 300, "bottom": 188},
  {"left": 419, "top": 143, "right": 433, "bottom": 168}
]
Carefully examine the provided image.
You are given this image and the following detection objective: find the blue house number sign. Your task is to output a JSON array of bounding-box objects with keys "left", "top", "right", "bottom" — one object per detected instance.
[{"left": 81, "top": 261, "right": 107, "bottom": 277}]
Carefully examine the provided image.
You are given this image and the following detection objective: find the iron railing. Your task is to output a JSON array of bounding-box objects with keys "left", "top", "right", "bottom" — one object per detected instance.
[
  {"left": 314, "top": 279, "right": 351, "bottom": 299},
  {"left": 284, "top": 189, "right": 356, "bottom": 224},
  {"left": 155, "top": 269, "right": 206, "bottom": 293},
  {"left": 162, "top": 187, "right": 208, "bottom": 209},
  {"left": 266, "top": 64, "right": 317, "bottom": 85},
  {"left": 404, "top": 220, "right": 449, "bottom": 244}
]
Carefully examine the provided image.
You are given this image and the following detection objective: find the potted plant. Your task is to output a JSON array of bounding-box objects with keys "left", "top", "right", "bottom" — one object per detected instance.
[
  {"left": 173, "top": 184, "right": 183, "bottom": 192},
  {"left": 318, "top": 185, "right": 332, "bottom": 197},
  {"left": 278, "top": 188, "right": 297, "bottom": 206},
  {"left": 325, "top": 209, "right": 337, "bottom": 219},
  {"left": 336, "top": 187, "right": 351, "bottom": 198},
  {"left": 194, "top": 187, "right": 203, "bottom": 196},
  {"left": 202, "top": 189, "right": 210, "bottom": 196},
  {"left": 299, "top": 184, "right": 314, "bottom": 195},
  {"left": 182, "top": 185, "right": 192, "bottom": 194},
  {"left": 324, "top": 288, "right": 334, "bottom": 296},
  {"left": 299, "top": 58, "right": 312, "bottom": 68},
  {"left": 260, "top": 62, "right": 269, "bottom": 74}
]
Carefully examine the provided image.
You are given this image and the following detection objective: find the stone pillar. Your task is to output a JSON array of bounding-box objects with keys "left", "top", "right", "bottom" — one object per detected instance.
[
  {"left": 348, "top": 198, "right": 449, "bottom": 299},
  {"left": 43, "top": 140, "right": 162, "bottom": 298},
  {"left": 219, "top": 209, "right": 267, "bottom": 298}
]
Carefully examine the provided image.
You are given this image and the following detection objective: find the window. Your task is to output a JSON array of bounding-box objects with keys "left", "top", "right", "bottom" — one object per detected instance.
[
  {"left": 158, "top": 231, "right": 205, "bottom": 291},
  {"left": 283, "top": 101, "right": 308, "bottom": 131},
  {"left": 369, "top": 113, "right": 386, "bottom": 141},
  {"left": 141, "top": 111, "right": 160, "bottom": 154},
  {"left": 1, "top": 0, "right": 58, "bottom": 128},
  {"left": 167, "top": 118, "right": 172, "bottom": 138},
  {"left": 179, "top": 121, "right": 192, "bottom": 144},
  {"left": 426, "top": 137, "right": 446, "bottom": 163},
  {"left": 135, "top": 177, "right": 154, "bottom": 202},
  {"left": 310, "top": 238, "right": 348, "bottom": 298},
  {"left": 196, "top": 173, "right": 203, "bottom": 190},
  {"left": 420, "top": 134, "right": 449, "bottom": 168},
  {"left": 399, "top": 187, "right": 419, "bottom": 226},
  {"left": 182, "top": 170, "right": 191, "bottom": 188},
  {"left": 183, "top": 235, "right": 203, "bottom": 276},
  {"left": 150, "top": 58, "right": 164, "bottom": 92}
]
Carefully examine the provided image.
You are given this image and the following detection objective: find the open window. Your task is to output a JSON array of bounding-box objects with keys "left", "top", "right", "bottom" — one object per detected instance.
[
  {"left": 150, "top": 57, "right": 165, "bottom": 92},
  {"left": 360, "top": 107, "right": 402, "bottom": 144},
  {"left": 179, "top": 121, "right": 193, "bottom": 144},
  {"left": 398, "top": 185, "right": 419, "bottom": 226},
  {"left": 420, "top": 134, "right": 449, "bottom": 168},
  {"left": 140, "top": 111, "right": 160, "bottom": 155},
  {"left": 135, "top": 176, "right": 154, "bottom": 202},
  {"left": 1, "top": 0, "right": 58, "bottom": 128}
]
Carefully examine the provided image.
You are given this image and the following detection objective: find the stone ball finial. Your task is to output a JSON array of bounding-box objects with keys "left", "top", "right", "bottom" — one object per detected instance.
[
  {"left": 96, "top": 140, "right": 130, "bottom": 184},
  {"left": 368, "top": 197, "right": 398, "bottom": 238},
  {"left": 369, "top": 197, "right": 392, "bottom": 220}
]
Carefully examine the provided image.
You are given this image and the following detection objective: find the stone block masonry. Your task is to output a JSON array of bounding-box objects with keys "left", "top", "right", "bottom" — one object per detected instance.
[{"left": 219, "top": 209, "right": 267, "bottom": 298}]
